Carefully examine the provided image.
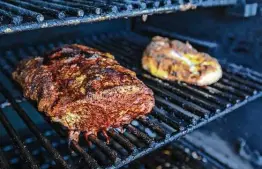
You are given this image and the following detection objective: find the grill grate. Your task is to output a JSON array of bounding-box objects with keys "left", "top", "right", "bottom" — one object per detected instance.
[
  {"left": 0, "top": 31, "right": 262, "bottom": 169},
  {"left": 127, "top": 139, "right": 231, "bottom": 169},
  {"left": 0, "top": 0, "right": 237, "bottom": 35},
  {"left": 1, "top": 130, "right": 231, "bottom": 169},
  {"left": 0, "top": 109, "right": 39, "bottom": 169},
  {"left": 0, "top": 147, "right": 11, "bottom": 169}
]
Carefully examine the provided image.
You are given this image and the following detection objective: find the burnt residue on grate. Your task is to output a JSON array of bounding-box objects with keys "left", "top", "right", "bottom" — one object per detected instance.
[
  {"left": 0, "top": 0, "right": 237, "bottom": 34},
  {"left": 0, "top": 31, "right": 261, "bottom": 169}
]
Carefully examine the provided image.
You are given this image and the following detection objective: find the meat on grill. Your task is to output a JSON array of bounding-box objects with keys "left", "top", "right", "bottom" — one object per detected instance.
[
  {"left": 12, "top": 44, "right": 155, "bottom": 141},
  {"left": 142, "top": 36, "right": 222, "bottom": 86}
]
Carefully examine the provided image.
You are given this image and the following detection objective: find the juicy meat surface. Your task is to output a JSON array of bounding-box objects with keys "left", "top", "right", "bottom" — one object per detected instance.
[
  {"left": 142, "top": 36, "right": 222, "bottom": 86},
  {"left": 12, "top": 44, "right": 154, "bottom": 140}
]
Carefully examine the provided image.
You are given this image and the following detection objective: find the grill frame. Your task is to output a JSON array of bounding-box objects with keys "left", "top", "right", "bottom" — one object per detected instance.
[
  {"left": 0, "top": 0, "right": 238, "bottom": 35},
  {"left": 0, "top": 31, "right": 262, "bottom": 169}
]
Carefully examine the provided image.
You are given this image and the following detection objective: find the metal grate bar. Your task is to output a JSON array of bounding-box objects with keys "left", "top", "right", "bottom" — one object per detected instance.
[
  {"left": 0, "top": 1, "right": 44, "bottom": 22},
  {"left": 0, "top": 108, "right": 39, "bottom": 169},
  {"left": 153, "top": 107, "right": 186, "bottom": 131},
  {"left": 123, "top": 0, "right": 147, "bottom": 10},
  {"left": 46, "top": 0, "right": 102, "bottom": 15},
  {"left": 200, "top": 85, "right": 241, "bottom": 103},
  {"left": 148, "top": 84, "right": 212, "bottom": 117},
  {"left": 172, "top": 82, "right": 231, "bottom": 107},
  {"left": 223, "top": 71, "right": 262, "bottom": 91},
  {"left": 0, "top": 0, "right": 237, "bottom": 35},
  {"left": 220, "top": 78, "right": 257, "bottom": 95},
  {"left": 155, "top": 93, "right": 203, "bottom": 120},
  {"left": 224, "top": 67, "right": 262, "bottom": 85},
  {"left": 25, "top": 0, "right": 84, "bottom": 17},
  {"left": 90, "top": 37, "right": 135, "bottom": 65},
  {"left": 69, "top": 0, "right": 118, "bottom": 13},
  {"left": 4, "top": 51, "right": 20, "bottom": 65},
  {"left": 154, "top": 102, "right": 197, "bottom": 125},
  {"left": 137, "top": 117, "right": 166, "bottom": 137},
  {"left": 88, "top": 135, "right": 119, "bottom": 163},
  {"left": 0, "top": 86, "right": 71, "bottom": 169},
  {"left": 162, "top": 0, "right": 172, "bottom": 6},
  {"left": 141, "top": 0, "right": 160, "bottom": 8},
  {"left": 26, "top": 46, "right": 39, "bottom": 56},
  {"left": 109, "top": 1, "right": 133, "bottom": 11},
  {"left": 141, "top": 77, "right": 222, "bottom": 112},
  {"left": 0, "top": 9, "right": 23, "bottom": 25},
  {"left": 144, "top": 78, "right": 227, "bottom": 111},
  {"left": 223, "top": 63, "right": 262, "bottom": 79},
  {"left": 107, "top": 129, "right": 136, "bottom": 153},
  {"left": 212, "top": 82, "right": 250, "bottom": 99},
  {"left": 70, "top": 141, "right": 100, "bottom": 169},
  {"left": 5, "top": 0, "right": 65, "bottom": 19},
  {"left": 0, "top": 147, "right": 11, "bottom": 169},
  {"left": 126, "top": 125, "right": 154, "bottom": 145}
]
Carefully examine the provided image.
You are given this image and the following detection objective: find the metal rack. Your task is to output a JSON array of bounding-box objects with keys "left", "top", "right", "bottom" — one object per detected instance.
[
  {"left": 0, "top": 31, "right": 261, "bottom": 169},
  {"left": 0, "top": 0, "right": 237, "bottom": 35},
  {"left": 1, "top": 134, "right": 231, "bottom": 169},
  {"left": 127, "top": 139, "right": 231, "bottom": 169}
]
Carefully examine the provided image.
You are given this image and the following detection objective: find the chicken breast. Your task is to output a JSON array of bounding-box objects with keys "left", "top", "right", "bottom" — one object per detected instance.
[
  {"left": 12, "top": 44, "right": 155, "bottom": 141},
  {"left": 142, "top": 36, "right": 222, "bottom": 86}
]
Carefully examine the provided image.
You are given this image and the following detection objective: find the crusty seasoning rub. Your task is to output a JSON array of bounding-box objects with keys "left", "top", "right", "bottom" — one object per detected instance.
[{"left": 13, "top": 44, "right": 155, "bottom": 142}]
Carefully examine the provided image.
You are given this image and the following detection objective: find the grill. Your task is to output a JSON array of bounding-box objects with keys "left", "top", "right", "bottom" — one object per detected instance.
[
  {"left": 1, "top": 130, "right": 231, "bottom": 169},
  {"left": 127, "top": 138, "right": 231, "bottom": 169},
  {"left": 0, "top": 30, "right": 261, "bottom": 169},
  {"left": 0, "top": 0, "right": 238, "bottom": 35}
]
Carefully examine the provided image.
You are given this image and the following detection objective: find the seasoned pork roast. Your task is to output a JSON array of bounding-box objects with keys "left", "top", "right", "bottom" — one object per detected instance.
[
  {"left": 13, "top": 44, "right": 154, "bottom": 141},
  {"left": 142, "top": 36, "right": 222, "bottom": 86}
]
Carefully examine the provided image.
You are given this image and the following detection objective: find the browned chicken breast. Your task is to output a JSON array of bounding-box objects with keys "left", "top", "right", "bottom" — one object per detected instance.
[
  {"left": 142, "top": 36, "right": 222, "bottom": 86},
  {"left": 12, "top": 44, "right": 155, "bottom": 141}
]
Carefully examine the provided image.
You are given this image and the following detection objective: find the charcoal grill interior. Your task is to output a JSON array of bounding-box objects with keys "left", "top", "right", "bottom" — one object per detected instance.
[
  {"left": 0, "top": 0, "right": 237, "bottom": 34},
  {"left": 0, "top": 27, "right": 262, "bottom": 169}
]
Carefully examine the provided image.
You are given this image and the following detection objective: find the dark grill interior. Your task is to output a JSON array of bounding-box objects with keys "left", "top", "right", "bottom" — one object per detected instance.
[
  {"left": 127, "top": 139, "right": 230, "bottom": 169},
  {"left": 0, "top": 0, "right": 237, "bottom": 34},
  {"left": 0, "top": 31, "right": 261, "bottom": 169}
]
